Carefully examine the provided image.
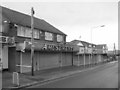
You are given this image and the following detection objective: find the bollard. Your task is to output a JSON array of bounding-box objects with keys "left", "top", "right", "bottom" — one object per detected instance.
[{"left": 13, "top": 72, "right": 20, "bottom": 86}]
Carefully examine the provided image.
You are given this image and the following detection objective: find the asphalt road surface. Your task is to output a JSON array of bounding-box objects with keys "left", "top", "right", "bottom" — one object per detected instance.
[{"left": 28, "top": 61, "right": 118, "bottom": 88}]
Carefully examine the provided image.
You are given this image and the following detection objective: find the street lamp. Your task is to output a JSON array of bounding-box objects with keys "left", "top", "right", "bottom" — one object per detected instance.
[{"left": 90, "top": 25, "right": 105, "bottom": 65}]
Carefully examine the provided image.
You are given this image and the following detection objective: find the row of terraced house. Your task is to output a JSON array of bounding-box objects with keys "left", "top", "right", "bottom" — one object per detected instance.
[{"left": 0, "top": 6, "right": 108, "bottom": 73}]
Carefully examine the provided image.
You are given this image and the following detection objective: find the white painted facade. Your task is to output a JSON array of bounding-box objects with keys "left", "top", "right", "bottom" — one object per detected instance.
[{"left": 2, "top": 46, "right": 8, "bottom": 69}]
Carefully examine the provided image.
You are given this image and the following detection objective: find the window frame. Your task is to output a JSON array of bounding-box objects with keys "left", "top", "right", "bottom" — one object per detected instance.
[
  {"left": 24, "top": 27, "right": 32, "bottom": 38},
  {"left": 57, "top": 34, "right": 63, "bottom": 42},
  {"left": 33, "top": 29, "right": 39, "bottom": 39},
  {"left": 17, "top": 25, "right": 40, "bottom": 39},
  {"left": 17, "top": 25, "right": 25, "bottom": 37},
  {"left": 45, "top": 32, "right": 53, "bottom": 41}
]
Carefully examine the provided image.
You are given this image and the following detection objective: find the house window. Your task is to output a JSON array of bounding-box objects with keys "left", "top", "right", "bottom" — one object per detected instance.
[
  {"left": 57, "top": 35, "right": 63, "bottom": 42},
  {"left": 17, "top": 25, "right": 39, "bottom": 39},
  {"left": 34, "top": 29, "right": 39, "bottom": 39},
  {"left": 45, "top": 32, "right": 53, "bottom": 41},
  {"left": 17, "top": 26, "right": 25, "bottom": 37},
  {"left": 39, "top": 30, "right": 43, "bottom": 39},
  {"left": 25, "top": 27, "right": 32, "bottom": 38},
  {"left": 89, "top": 45, "right": 92, "bottom": 47}
]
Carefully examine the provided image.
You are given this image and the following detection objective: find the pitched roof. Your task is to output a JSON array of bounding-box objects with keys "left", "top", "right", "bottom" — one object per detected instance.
[
  {"left": 70, "top": 39, "right": 96, "bottom": 47},
  {"left": 69, "top": 40, "right": 80, "bottom": 45},
  {"left": 1, "top": 6, "right": 66, "bottom": 35}
]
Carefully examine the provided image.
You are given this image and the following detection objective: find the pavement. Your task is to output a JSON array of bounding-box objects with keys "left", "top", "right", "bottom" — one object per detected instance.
[{"left": 1, "top": 61, "right": 111, "bottom": 89}]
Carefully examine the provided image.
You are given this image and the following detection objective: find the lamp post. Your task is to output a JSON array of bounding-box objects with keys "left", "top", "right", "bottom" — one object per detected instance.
[{"left": 90, "top": 25, "right": 105, "bottom": 65}]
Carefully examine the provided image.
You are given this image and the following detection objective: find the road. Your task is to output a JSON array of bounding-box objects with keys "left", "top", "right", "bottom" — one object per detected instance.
[{"left": 27, "top": 61, "right": 118, "bottom": 88}]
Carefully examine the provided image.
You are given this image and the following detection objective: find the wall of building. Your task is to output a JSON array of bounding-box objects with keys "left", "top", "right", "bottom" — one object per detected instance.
[
  {"left": 2, "top": 22, "right": 68, "bottom": 73},
  {"left": 14, "top": 50, "right": 73, "bottom": 73},
  {"left": 8, "top": 47, "right": 108, "bottom": 73}
]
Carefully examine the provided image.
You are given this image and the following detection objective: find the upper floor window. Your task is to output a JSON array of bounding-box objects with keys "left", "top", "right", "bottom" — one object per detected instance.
[
  {"left": 57, "top": 34, "right": 63, "bottom": 42},
  {"left": 17, "top": 26, "right": 25, "bottom": 37},
  {"left": 34, "top": 29, "right": 39, "bottom": 39},
  {"left": 89, "top": 45, "right": 92, "bottom": 47},
  {"left": 45, "top": 32, "right": 53, "bottom": 41},
  {"left": 17, "top": 25, "right": 39, "bottom": 39},
  {"left": 25, "top": 27, "right": 31, "bottom": 38}
]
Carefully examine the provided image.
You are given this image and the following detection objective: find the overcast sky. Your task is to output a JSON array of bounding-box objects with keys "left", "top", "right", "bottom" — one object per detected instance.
[{"left": 1, "top": 0, "right": 119, "bottom": 50}]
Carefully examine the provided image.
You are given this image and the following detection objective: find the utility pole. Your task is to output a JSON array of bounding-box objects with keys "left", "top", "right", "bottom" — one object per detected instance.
[{"left": 31, "top": 7, "right": 35, "bottom": 76}]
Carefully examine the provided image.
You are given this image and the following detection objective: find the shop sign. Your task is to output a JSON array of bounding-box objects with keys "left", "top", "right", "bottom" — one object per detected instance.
[{"left": 42, "top": 44, "right": 73, "bottom": 51}]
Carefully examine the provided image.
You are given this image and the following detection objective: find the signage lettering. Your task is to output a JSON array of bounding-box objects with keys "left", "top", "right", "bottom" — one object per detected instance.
[{"left": 41, "top": 43, "right": 73, "bottom": 52}]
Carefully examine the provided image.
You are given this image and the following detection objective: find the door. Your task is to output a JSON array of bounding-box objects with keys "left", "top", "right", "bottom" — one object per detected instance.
[{"left": 2, "top": 46, "right": 8, "bottom": 69}]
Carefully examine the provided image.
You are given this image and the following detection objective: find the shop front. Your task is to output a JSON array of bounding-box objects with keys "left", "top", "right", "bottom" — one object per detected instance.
[
  {"left": 0, "top": 35, "right": 15, "bottom": 70},
  {"left": 15, "top": 41, "right": 74, "bottom": 73}
]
